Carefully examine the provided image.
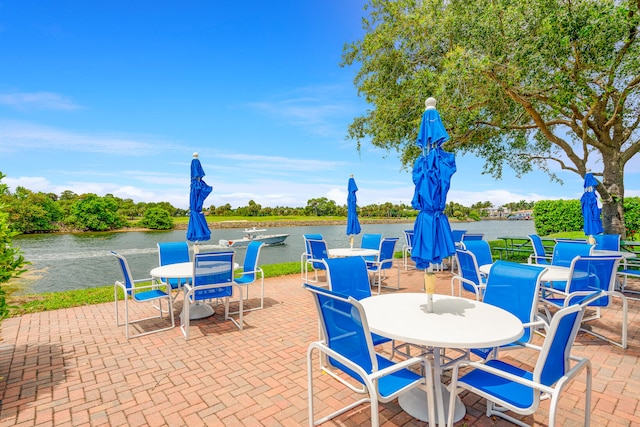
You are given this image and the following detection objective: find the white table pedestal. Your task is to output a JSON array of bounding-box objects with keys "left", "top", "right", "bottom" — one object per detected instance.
[
  {"left": 399, "top": 386, "right": 465, "bottom": 424},
  {"left": 187, "top": 302, "right": 215, "bottom": 320}
]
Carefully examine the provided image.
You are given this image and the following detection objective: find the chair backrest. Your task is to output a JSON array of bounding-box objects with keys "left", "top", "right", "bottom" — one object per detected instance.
[
  {"left": 455, "top": 248, "right": 484, "bottom": 294},
  {"left": 361, "top": 233, "right": 382, "bottom": 250},
  {"left": 323, "top": 257, "right": 372, "bottom": 300},
  {"left": 158, "top": 241, "right": 190, "bottom": 265},
  {"left": 451, "top": 229, "right": 467, "bottom": 244},
  {"left": 303, "top": 234, "right": 324, "bottom": 256},
  {"left": 378, "top": 237, "right": 399, "bottom": 264},
  {"left": 192, "top": 251, "right": 235, "bottom": 300},
  {"left": 528, "top": 234, "right": 547, "bottom": 258},
  {"left": 304, "top": 284, "right": 376, "bottom": 376},
  {"left": 111, "top": 251, "right": 134, "bottom": 294},
  {"left": 593, "top": 234, "right": 621, "bottom": 251},
  {"left": 551, "top": 242, "right": 594, "bottom": 267},
  {"left": 462, "top": 239, "right": 493, "bottom": 266},
  {"left": 484, "top": 261, "right": 546, "bottom": 344},
  {"left": 462, "top": 233, "right": 483, "bottom": 241},
  {"left": 534, "top": 301, "right": 590, "bottom": 386},
  {"left": 403, "top": 230, "right": 414, "bottom": 248},
  {"left": 241, "top": 241, "right": 264, "bottom": 279},
  {"left": 158, "top": 242, "right": 191, "bottom": 287},
  {"left": 307, "top": 239, "right": 329, "bottom": 269},
  {"left": 565, "top": 255, "right": 623, "bottom": 307}
]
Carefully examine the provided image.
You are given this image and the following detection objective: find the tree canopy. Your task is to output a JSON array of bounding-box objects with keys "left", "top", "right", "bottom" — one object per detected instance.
[{"left": 342, "top": 0, "right": 640, "bottom": 236}]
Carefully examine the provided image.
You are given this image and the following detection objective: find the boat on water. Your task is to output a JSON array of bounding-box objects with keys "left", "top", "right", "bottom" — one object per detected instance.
[{"left": 218, "top": 227, "right": 289, "bottom": 248}]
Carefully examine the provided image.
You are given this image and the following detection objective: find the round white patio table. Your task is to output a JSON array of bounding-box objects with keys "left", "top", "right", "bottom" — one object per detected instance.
[
  {"left": 150, "top": 261, "right": 239, "bottom": 320},
  {"left": 327, "top": 247, "right": 379, "bottom": 258},
  {"left": 360, "top": 293, "right": 523, "bottom": 426}
]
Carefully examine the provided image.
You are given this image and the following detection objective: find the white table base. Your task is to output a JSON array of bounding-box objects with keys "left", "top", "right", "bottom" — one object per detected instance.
[
  {"left": 187, "top": 302, "right": 215, "bottom": 320},
  {"left": 399, "top": 385, "right": 465, "bottom": 424}
]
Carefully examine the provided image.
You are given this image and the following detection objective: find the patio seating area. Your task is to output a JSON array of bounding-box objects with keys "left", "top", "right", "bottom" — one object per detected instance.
[{"left": 1, "top": 266, "right": 639, "bottom": 426}]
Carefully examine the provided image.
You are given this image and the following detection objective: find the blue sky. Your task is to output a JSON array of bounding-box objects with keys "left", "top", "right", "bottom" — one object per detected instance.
[{"left": 1, "top": 1, "right": 638, "bottom": 211}]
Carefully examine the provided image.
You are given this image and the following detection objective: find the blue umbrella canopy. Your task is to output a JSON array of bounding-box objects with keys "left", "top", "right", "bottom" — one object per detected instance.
[
  {"left": 187, "top": 154, "right": 212, "bottom": 242},
  {"left": 346, "top": 176, "right": 362, "bottom": 237},
  {"left": 581, "top": 172, "right": 604, "bottom": 236},
  {"left": 411, "top": 100, "right": 457, "bottom": 270}
]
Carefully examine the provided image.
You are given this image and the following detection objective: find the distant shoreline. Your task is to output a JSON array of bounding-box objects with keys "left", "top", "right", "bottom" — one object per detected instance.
[
  {"left": 29, "top": 216, "right": 498, "bottom": 235},
  {"left": 179, "top": 218, "right": 417, "bottom": 230}
]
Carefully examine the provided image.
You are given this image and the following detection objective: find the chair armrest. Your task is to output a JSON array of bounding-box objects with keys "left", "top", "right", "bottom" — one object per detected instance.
[
  {"left": 369, "top": 355, "right": 426, "bottom": 380},
  {"left": 118, "top": 280, "right": 171, "bottom": 294},
  {"left": 454, "top": 360, "right": 557, "bottom": 396}
]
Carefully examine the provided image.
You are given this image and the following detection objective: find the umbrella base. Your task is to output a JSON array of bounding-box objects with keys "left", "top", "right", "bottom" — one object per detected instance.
[{"left": 188, "top": 302, "right": 215, "bottom": 320}]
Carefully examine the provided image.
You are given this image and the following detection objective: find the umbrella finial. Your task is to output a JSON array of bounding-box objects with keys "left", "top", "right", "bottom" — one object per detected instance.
[
  {"left": 193, "top": 152, "right": 199, "bottom": 159},
  {"left": 425, "top": 97, "right": 437, "bottom": 110}
]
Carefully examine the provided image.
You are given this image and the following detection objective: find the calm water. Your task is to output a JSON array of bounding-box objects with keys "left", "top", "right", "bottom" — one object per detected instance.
[{"left": 13, "top": 220, "right": 536, "bottom": 294}]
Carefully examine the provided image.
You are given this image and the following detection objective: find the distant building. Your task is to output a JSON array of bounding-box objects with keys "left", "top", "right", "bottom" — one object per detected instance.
[{"left": 507, "top": 210, "right": 533, "bottom": 220}]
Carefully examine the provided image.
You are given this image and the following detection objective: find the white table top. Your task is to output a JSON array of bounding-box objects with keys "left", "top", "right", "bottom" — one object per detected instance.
[
  {"left": 360, "top": 293, "right": 523, "bottom": 349},
  {"left": 151, "top": 261, "right": 193, "bottom": 279},
  {"left": 150, "top": 261, "right": 239, "bottom": 279},
  {"left": 593, "top": 249, "right": 637, "bottom": 259},
  {"left": 328, "top": 247, "right": 379, "bottom": 258},
  {"left": 479, "top": 263, "right": 573, "bottom": 282}
]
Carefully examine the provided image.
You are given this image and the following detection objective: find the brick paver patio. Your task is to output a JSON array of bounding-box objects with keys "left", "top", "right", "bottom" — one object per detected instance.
[{"left": 1, "top": 263, "right": 638, "bottom": 426}]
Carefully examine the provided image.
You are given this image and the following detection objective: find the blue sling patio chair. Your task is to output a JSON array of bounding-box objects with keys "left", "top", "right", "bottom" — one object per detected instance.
[
  {"left": 447, "top": 293, "right": 597, "bottom": 427},
  {"left": 305, "top": 238, "right": 330, "bottom": 284},
  {"left": 157, "top": 241, "right": 191, "bottom": 302},
  {"left": 361, "top": 233, "right": 382, "bottom": 262},
  {"left": 301, "top": 234, "right": 323, "bottom": 279},
  {"left": 402, "top": 229, "right": 415, "bottom": 270},
  {"left": 181, "top": 251, "right": 243, "bottom": 340},
  {"left": 469, "top": 261, "right": 547, "bottom": 360},
  {"left": 527, "top": 234, "right": 551, "bottom": 265},
  {"left": 550, "top": 241, "right": 595, "bottom": 267},
  {"left": 542, "top": 241, "right": 595, "bottom": 291},
  {"left": 593, "top": 233, "right": 621, "bottom": 251},
  {"left": 461, "top": 239, "right": 493, "bottom": 278},
  {"left": 540, "top": 255, "right": 627, "bottom": 349},
  {"left": 304, "top": 284, "right": 434, "bottom": 427},
  {"left": 366, "top": 237, "right": 400, "bottom": 294},
  {"left": 322, "top": 256, "right": 392, "bottom": 347},
  {"left": 451, "top": 248, "right": 487, "bottom": 300},
  {"left": 230, "top": 240, "right": 264, "bottom": 315},
  {"left": 111, "top": 251, "right": 175, "bottom": 339},
  {"left": 449, "top": 229, "right": 467, "bottom": 273}
]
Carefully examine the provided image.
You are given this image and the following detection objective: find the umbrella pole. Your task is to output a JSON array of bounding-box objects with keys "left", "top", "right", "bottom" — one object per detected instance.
[
  {"left": 424, "top": 268, "right": 435, "bottom": 313},
  {"left": 350, "top": 235, "right": 354, "bottom": 249}
]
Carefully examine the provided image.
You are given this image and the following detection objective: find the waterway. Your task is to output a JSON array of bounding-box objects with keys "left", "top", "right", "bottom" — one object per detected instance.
[{"left": 13, "top": 220, "right": 536, "bottom": 294}]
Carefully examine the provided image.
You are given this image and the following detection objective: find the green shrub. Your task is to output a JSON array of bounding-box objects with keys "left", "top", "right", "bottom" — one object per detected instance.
[
  {"left": 139, "top": 207, "right": 174, "bottom": 230},
  {"left": 623, "top": 197, "right": 640, "bottom": 240},
  {"left": 533, "top": 199, "right": 583, "bottom": 236}
]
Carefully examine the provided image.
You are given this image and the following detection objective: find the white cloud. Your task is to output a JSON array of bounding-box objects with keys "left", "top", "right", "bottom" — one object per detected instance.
[
  {"left": 0, "top": 91, "right": 80, "bottom": 111},
  {"left": 0, "top": 119, "right": 180, "bottom": 155},
  {"left": 214, "top": 152, "right": 345, "bottom": 173}
]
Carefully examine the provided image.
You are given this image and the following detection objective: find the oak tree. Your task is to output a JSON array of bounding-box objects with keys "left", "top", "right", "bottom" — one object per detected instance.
[{"left": 342, "top": 0, "right": 640, "bottom": 235}]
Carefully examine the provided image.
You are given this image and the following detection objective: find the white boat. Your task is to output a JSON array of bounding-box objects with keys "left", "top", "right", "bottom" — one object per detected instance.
[{"left": 218, "top": 227, "right": 289, "bottom": 248}]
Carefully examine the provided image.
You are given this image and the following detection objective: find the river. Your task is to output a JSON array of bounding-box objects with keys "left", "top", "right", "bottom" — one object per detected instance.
[{"left": 13, "top": 220, "right": 536, "bottom": 294}]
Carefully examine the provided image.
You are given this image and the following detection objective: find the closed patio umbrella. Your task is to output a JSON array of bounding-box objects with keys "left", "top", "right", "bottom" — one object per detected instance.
[
  {"left": 404, "top": 99, "right": 463, "bottom": 423},
  {"left": 186, "top": 152, "right": 214, "bottom": 320},
  {"left": 187, "top": 152, "right": 212, "bottom": 246},
  {"left": 410, "top": 98, "right": 457, "bottom": 271},
  {"left": 346, "top": 175, "right": 362, "bottom": 248},
  {"left": 581, "top": 172, "right": 603, "bottom": 238}
]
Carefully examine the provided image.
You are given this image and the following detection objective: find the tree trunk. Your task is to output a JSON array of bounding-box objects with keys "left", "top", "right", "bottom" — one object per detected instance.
[{"left": 599, "top": 154, "right": 626, "bottom": 238}]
